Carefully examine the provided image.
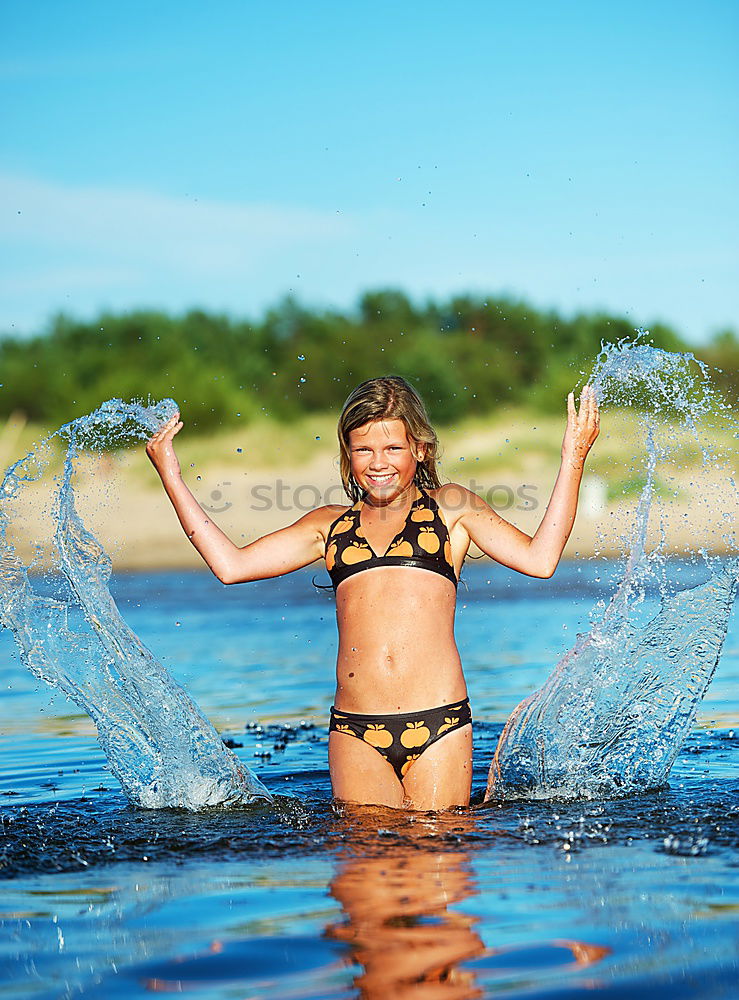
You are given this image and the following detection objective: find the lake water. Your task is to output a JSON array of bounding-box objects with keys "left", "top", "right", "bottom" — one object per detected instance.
[{"left": 2, "top": 559, "right": 738, "bottom": 998}]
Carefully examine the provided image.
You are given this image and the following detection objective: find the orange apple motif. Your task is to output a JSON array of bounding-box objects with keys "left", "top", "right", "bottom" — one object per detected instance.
[
  {"left": 411, "top": 507, "right": 434, "bottom": 522},
  {"left": 401, "top": 754, "right": 420, "bottom": 776},
  {"left": 436, "top": 715, "right": 459, "bottom": 735},
  {"left": 444, "top": 539, "right": 452, "bottom": 564},
  {"left": 363, "top": 724, "right": 393, "bottom": 748},
  {"left": 342, "top": 541, "right": 372, "bottom": 564},
  {"left": 333, "top": 723, "right": 351, "bottom": 733},
  {"left": 400, "top": 720, "right": 431, "bottom": 748},
  {"left": 325, "top": 541, "right": 337, "bottom": 570},
  {"left": 388, "top": 539, "right": 414, "bottom": 557},
  {"left": 332, "top": 517, "right": 355, "bottom": 535},
  {"left": 417, "top": 527, "right": 440, "bottom": 553}
]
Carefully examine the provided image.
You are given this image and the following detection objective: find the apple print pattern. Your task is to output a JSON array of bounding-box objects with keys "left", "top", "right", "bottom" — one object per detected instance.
[
  {"left": 325, "top": 487, "right": 458, "bottom": 591},
  {"left": 330, "top": 699, "right": 472, "bottom": 780}
]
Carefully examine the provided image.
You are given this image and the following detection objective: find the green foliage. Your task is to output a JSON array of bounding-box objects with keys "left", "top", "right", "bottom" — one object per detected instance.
[
  {"left": 0, "top": 290, "right": 718, "bottom": 434},
  {"left": 695, "top": 328, "right": 739, "bottom": 402},
  {"left": 606, "top": 473, "right": 677, "bottom": 503}
]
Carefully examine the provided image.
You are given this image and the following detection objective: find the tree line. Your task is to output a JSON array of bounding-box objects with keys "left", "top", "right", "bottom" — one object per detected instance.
[{"left": 0, "top": 289, "right": 735, "bottom": 430}]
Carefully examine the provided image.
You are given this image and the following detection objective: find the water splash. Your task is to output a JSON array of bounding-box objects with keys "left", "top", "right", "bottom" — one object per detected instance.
[
  {"left": 0, "top": 398, "right": 271, "bottom": 810},
  {"left": 487, "top": 336, "right": 738, "bottom": 800}
]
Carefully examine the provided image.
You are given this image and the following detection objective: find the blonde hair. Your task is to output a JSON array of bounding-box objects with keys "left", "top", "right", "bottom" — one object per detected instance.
[{"left": 337, "top": 376, "right": 441, "bottom": 502}]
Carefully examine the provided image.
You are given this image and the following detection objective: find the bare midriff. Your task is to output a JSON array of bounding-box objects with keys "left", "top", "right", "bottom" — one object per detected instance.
[{"left": 333, "top": 566, "right": 466, "bottom": 714}]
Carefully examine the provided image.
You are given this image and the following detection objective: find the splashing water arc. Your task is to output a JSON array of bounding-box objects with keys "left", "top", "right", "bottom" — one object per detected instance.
[
  {"left": 0, "top": 340, "right": 736, "bottom": 810},
  {"left": 0, "top": 398, "right": 272, "bottom": 810},
  {"left": 487, "top": 337, "right": 738, "bottom": 801}
]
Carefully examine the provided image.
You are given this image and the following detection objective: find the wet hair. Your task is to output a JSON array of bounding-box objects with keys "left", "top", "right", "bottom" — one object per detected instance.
[{"left": 337, "top": 375, "right": 441, "bottom": 502}]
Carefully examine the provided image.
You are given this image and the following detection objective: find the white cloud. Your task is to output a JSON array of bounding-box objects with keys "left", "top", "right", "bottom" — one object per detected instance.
[
  {"left": 1, "top": 172, "right": 353, "bottom": 276},
  {"left": 0, "top": 172, "right": 358, "bottom": 331},
  {"left": 0, "top": 171, "right": 735, "bottom": 343}
]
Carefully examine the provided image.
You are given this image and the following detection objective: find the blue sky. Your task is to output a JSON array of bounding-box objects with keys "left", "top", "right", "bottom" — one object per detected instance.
[{"left": 2, "top": 0, "right": 737, "bottom": 343}]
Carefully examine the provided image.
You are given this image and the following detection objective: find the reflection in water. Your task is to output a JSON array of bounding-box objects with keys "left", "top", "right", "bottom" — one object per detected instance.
[
  {"left": 325, "top": 810, "right": 611, "bottom": 998},
  {"left": 327, "top": 845, "right": 484, "bottom": 998}
]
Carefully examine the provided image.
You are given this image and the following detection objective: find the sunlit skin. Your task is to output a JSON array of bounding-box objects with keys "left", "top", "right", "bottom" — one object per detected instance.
[
  {"left": 326, "top": 833, "right": 610, "bottom": 996},
  {"left": 146, "top": 386, "right": 599, "bottom": 810},
  {"left": 327, "top": 846, "right": 485, "bottom": 997}
]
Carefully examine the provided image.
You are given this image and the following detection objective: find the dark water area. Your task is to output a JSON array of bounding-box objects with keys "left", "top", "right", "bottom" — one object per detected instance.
[
  {"left": 2, "top": 726, "right": 739, "bottom": 874},
  {"left": 1, "top": 564, "right": 738, "bottom": 998}
]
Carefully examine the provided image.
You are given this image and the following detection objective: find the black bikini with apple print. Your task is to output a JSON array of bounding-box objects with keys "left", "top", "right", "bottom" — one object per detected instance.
[
  {"left": 324, "top": 486, "right": 457, "bottom": 591},
  {"left": 329, "top": 699, "right": 472, "bottom": 780},
  {"left": 326, "top": 486, "right": 468, "bottom": 780}
]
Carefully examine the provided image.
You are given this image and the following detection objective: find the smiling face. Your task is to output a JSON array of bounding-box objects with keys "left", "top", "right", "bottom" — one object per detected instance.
[{"left": 348, "top": 419, "right": 425, "bottom": 504}]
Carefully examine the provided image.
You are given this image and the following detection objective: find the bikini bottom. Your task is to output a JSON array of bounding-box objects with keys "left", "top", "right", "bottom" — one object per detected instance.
[{"left": 329, "top": 698, "right": 472, "bottom": 781}]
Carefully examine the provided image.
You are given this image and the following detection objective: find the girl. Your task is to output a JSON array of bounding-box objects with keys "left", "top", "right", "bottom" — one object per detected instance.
[{"left": 146, "top": 376, "right": 599, "bottom": 811}]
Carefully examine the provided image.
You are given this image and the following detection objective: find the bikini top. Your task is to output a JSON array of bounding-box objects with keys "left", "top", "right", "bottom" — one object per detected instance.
[{"left": 325, "top": 486, "right": 458, "bottom": 591}]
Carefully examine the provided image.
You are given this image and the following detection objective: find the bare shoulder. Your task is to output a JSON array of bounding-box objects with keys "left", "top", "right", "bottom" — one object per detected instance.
[
  {"left": 430, "top": 483, "right": 489, "bottom": 528},
  {"left": 273, "top": 503, "right": 349, "bottom": 537},
  {"left": 311, "top": 503, "right": 352, "bottom": 540}
]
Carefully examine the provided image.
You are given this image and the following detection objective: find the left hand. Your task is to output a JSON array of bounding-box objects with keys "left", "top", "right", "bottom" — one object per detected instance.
[
  {"left": 146, "top": 412, "right": 184, "bottom": 482},
  {"left": 561, "top": 385, "right": 600, "bottom": 469}
]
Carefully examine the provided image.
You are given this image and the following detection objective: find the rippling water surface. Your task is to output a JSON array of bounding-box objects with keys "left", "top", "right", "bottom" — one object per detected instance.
[{"left": 1, "top": 563, "right": 738, "bottom": 999}]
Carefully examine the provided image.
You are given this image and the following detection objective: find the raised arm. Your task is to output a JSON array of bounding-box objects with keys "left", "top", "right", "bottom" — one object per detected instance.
[
  {"left": 457, "top": 385, "right": 600, "bottom": 578},
  {"left": 146, "top": 414, "right": 329, "bottom": 584}
]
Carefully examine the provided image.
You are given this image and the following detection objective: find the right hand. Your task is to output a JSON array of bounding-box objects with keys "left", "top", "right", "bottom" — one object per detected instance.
[{"left": 146, "top": 413, "right": 184, "bottom": 481}]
